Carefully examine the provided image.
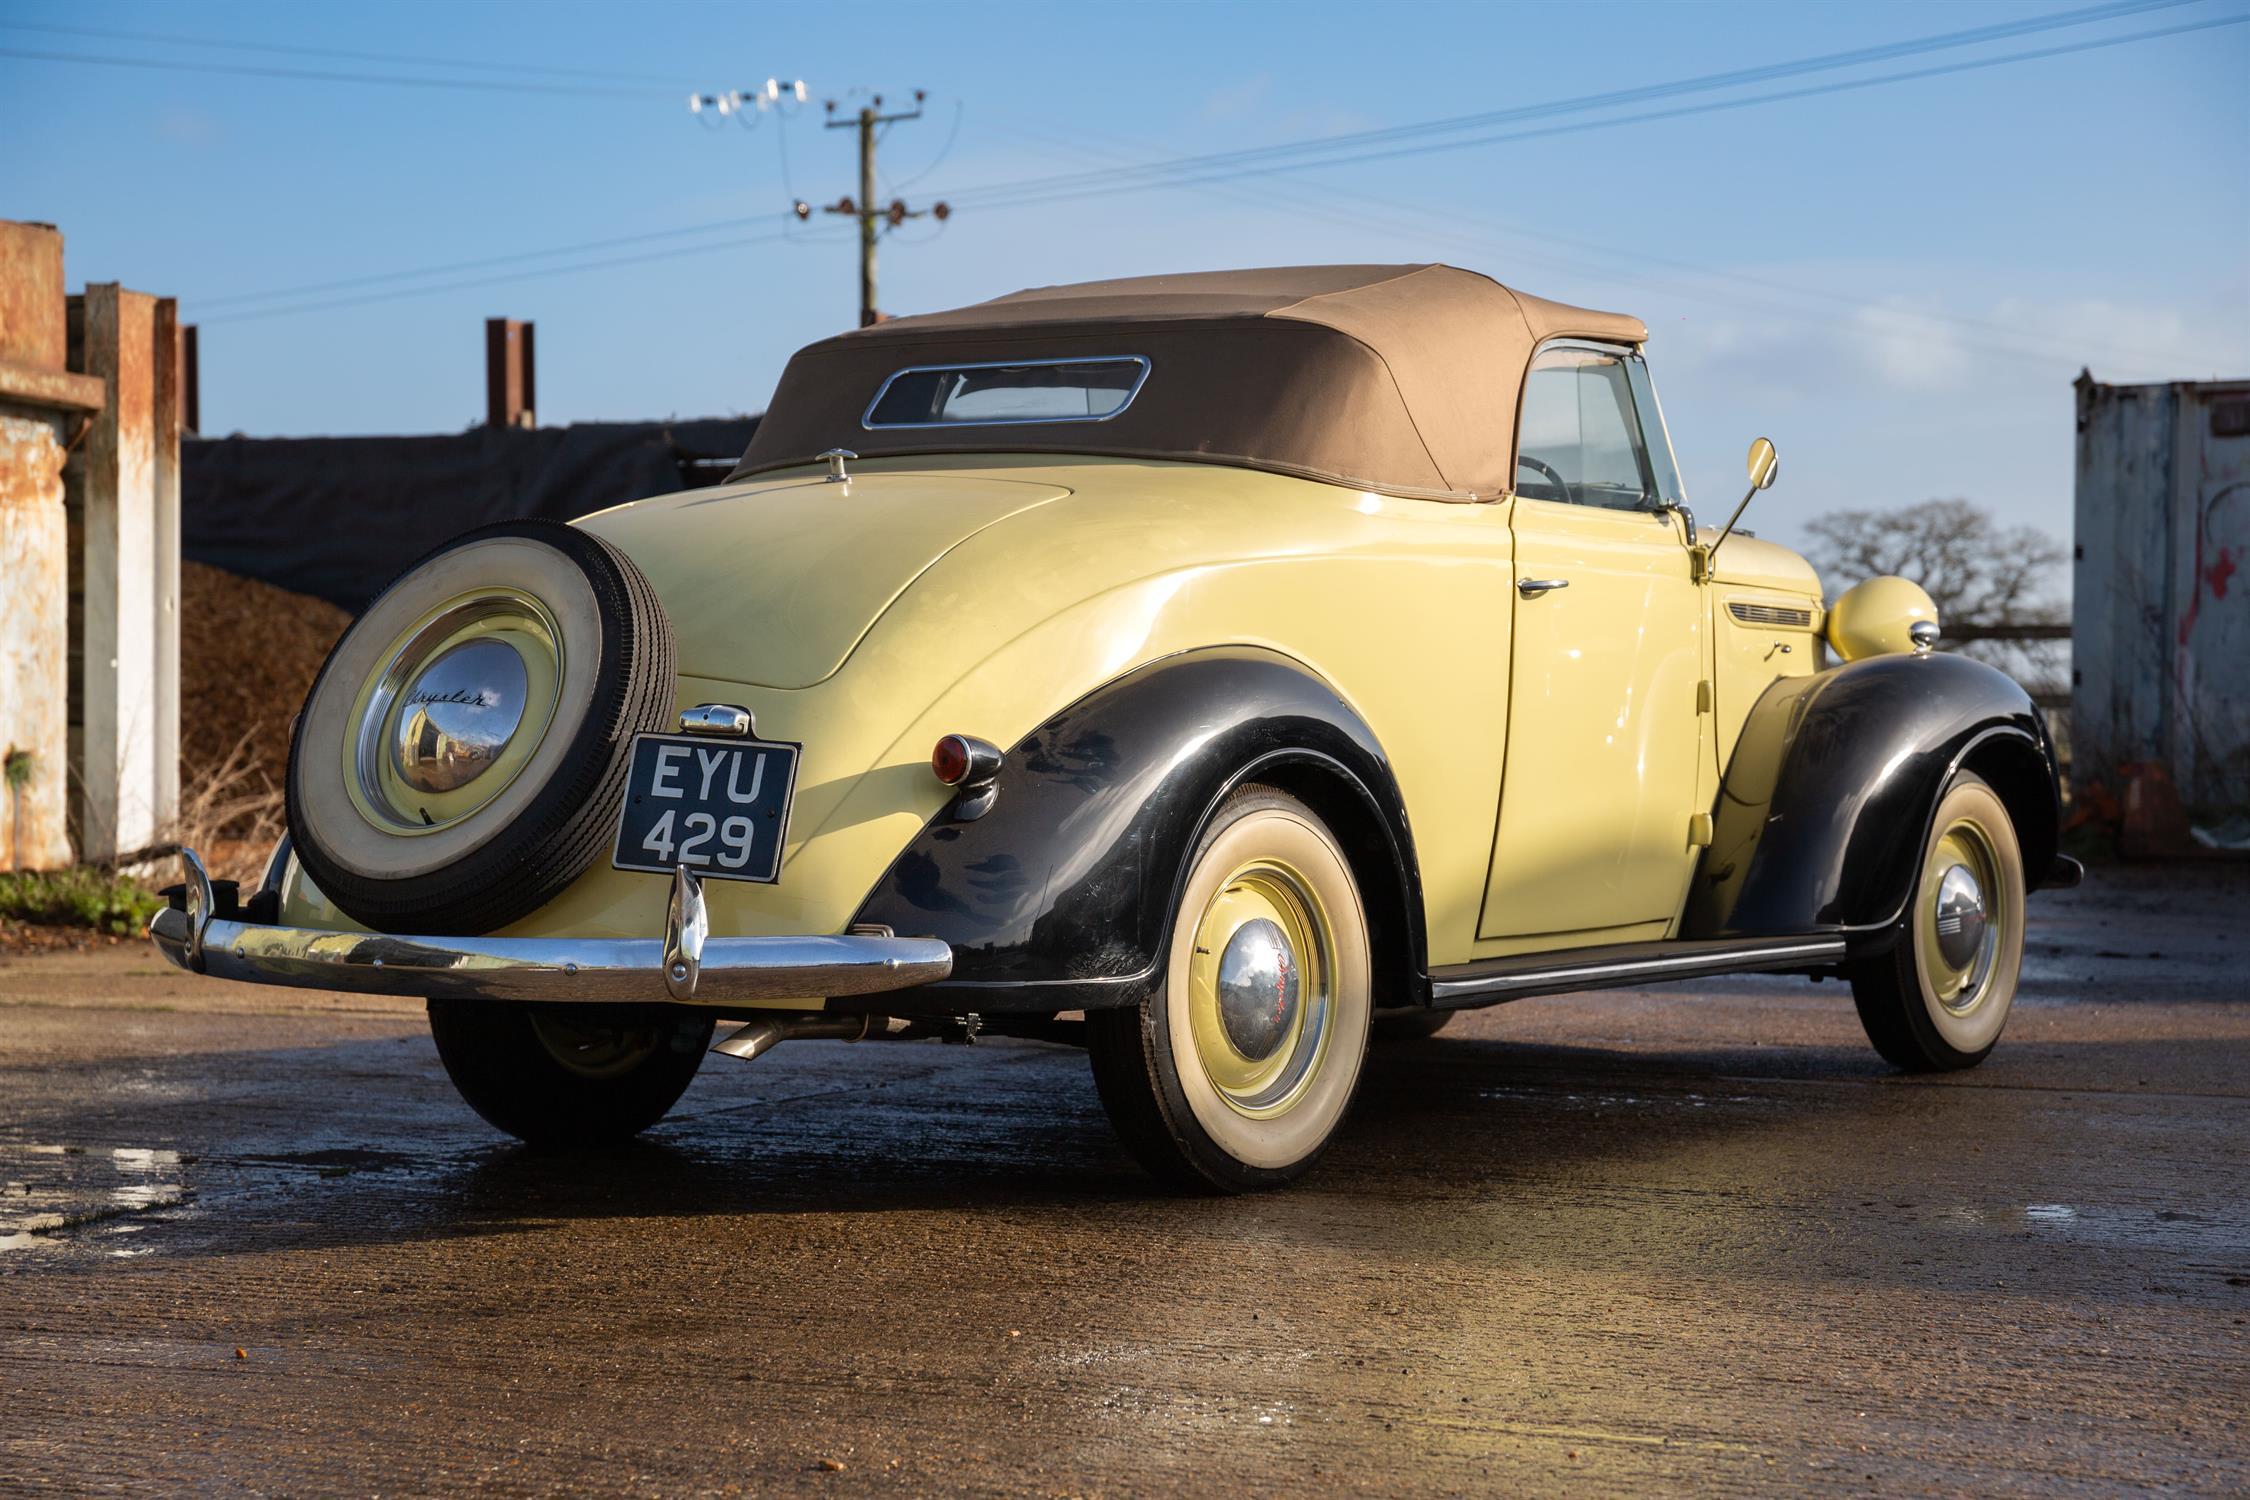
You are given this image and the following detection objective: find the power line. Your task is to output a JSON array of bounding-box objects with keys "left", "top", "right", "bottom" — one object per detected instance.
[
  {"left": 974, "top": 50, "right": 2236, "bottom": 376},
  {"left": 198, "top": 226, "right": 851, "bottom": 326},
  {"left": 176, "top": 2, "right": 2240, "bottom": 366},
  {"left": 937, "top": 11, "right": 2245, "bottom": 212},
  {"left": 0, "top": 45, "right": 662, "bottom": 98},
  {"left": 776, "top": 106, "right": 805, "bottom": 206},
  {"left": 925, "top": 0, "right": 2209, "bottom": 208},
  {"left": 0, "top": 17, "right": 687, "bottom": 85},
  {"left": 193, "top": 215, "right": 795, "bottom": 312},
  {"left": 936, "top": 0, "right": 2249, "bottom": 373},
  {"left": 976, "top": 116, "right": 2227, "bottom": 379},
  {"left": 193, "top": 2, "right": 2178, "bottom": 317},
  {"left": 886, "top": 99, "right": 967, "bottom": 194}
]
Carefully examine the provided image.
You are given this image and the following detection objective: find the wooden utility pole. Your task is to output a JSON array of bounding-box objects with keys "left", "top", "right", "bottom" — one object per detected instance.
[
  {"left": 853, "top": 105, "right": 878, "bottom": 328},
  {"left": 684, "top": 79, "right": 948, "bottom": 327},
  {"left": 812, "top": 92, "right": 950, "bottom": 327}
]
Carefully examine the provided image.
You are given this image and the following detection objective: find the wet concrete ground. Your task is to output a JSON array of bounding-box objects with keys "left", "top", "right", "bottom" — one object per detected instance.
[{"left": 2, "top": 865, "right": 2245, "bottom": 1494}]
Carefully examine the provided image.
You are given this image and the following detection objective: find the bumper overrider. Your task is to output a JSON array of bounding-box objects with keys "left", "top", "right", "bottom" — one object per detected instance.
[{"left": 147, "top": 849, "right": 953, "bottom": 1006}]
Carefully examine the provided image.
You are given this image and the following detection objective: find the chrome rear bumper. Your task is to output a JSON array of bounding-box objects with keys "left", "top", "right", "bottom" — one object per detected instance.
[{"left": 147, "top": 850, "right": 952, "bottom": 1006}]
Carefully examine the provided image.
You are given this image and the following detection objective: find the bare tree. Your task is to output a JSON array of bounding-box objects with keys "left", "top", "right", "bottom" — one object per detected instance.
[
  {"left": 1802, "top": 500, "right": 2065, "bottom": 626},
  {"left": 1801, "top": 499, "right": 2068, "bottom": 691}
]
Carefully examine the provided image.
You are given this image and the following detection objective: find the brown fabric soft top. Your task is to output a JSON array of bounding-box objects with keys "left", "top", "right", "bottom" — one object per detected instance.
[{"left": 730, "top": 264, "right": 1646, "bottom": 501}]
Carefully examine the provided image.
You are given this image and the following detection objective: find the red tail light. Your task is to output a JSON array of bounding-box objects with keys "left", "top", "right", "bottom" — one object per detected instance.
[{"left": 931, "top": 734, "right": 1002, "bottom": 787}]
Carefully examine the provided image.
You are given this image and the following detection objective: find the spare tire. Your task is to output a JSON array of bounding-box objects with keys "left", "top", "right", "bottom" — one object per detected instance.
[{"left": 286, "top": 520, "right": 675, "bottom": 936}]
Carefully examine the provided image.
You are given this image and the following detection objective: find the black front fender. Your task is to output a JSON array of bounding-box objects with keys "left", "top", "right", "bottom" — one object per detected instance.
[
  {"left": 848, "top": 647, "right": 1424, "bottom": 1011},
  {"left": 1683, "top": 652, "right": 2061, "bottom": 943}
]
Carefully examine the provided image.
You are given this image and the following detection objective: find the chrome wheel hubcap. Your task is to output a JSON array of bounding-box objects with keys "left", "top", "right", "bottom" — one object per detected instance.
[
  {"left": 1919, "top": 816, "right": 2007, "bottom": 1018},
  {"left": 1216, "top": 917, "right": 1300, "bottom": 1062},
  {"left": 393, "top": 637, "right": 529, "bottom": 794},
  {"left": 1186, "top": 860, "right": 1335, "bottom": 1117},
  {"left": 1932, "top": 862, "right": 1988, "bottom": 973}
]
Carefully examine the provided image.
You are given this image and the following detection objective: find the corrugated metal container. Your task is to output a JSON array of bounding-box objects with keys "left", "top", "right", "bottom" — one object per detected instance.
[{"left": 2073, "top": 373, "right": 2250, "bottom": 812}]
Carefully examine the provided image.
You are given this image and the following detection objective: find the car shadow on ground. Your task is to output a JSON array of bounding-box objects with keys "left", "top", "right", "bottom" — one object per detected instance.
[{"left": 15, "top": 1017, "right": 2190, "bottom": 1276}]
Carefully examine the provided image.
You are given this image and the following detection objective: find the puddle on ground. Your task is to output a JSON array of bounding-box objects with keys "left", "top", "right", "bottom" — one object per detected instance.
[
  {"left": 0, "top": 1138, "right": 461, "bottom": 1256},
  {"left": 1, "top": 1222, "right": 63, "bottom": 1252},
  {"left": 2018, "top": 1201, "right": 2248, "bottom": 1252},
  {"left": 1474, "top": 1086, "right": 1766, "bottom": 1110},
  {"left": 231, "top": 1147, "right": 430, "bottom": 1176},
  {"left": 0, "top": 1143, "right": 189, "bottom": 1253},
  {"left": 1922, "top": 1199, "right": 2249, "bottom": 1253}
]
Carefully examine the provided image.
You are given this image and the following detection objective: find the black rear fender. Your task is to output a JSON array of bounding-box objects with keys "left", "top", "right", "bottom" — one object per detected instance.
[{"left": 848, "top": 647, "right": 1425, "bottom": 1011}]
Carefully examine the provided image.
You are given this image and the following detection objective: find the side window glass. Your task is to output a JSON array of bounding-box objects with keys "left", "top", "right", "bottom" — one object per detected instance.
[{"left": 1514, "top": 347, "right": 1658, "bottom": 510}]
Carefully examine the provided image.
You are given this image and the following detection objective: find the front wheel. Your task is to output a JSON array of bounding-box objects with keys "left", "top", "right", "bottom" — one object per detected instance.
[
  {"left": 1087, "top": 787, "right": 1373, "bottom": 1192},
  {"left": 428, "top": 1000, "right": 713, "bottom": 1146},
  {"left": 1848, "top": 771, "right": 2026, "bottom": 1072}
]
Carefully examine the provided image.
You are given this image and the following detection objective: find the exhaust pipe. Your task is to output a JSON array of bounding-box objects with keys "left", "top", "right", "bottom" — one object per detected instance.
[{"left": 711, "top": 1011, "right": 910, "bottom": 1061}]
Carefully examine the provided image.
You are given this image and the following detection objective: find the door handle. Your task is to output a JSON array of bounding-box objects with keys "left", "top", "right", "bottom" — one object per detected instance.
[{"left": 1517, "top": 578, "right": 1570, "bottom": 598}]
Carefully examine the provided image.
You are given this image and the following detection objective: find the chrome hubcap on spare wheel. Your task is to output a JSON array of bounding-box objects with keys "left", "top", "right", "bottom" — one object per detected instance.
[
  {"left": 393, "top": 637, "right": 530, "bottom": 794},
  {"left": 1186, "top": 861, "right": 1334, "bottom": 1117},
  {"left": 347, "top": 591, "right": 563, "bottom": 833}
]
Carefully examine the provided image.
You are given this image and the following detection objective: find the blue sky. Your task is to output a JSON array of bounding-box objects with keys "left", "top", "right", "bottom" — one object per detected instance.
[{"left": 6, "top": 0, "right": 2246, "bottom": 561}]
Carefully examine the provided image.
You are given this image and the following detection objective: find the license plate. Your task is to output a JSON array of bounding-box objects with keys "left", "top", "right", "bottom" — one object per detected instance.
[{"left": 611, "top": 733, "right": 800, "bottom": 883}]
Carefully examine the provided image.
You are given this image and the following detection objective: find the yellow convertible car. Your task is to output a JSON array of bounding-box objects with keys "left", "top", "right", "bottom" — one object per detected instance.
[{"left": 152, "top": 265, "right": 2078, "bottom": 1190}]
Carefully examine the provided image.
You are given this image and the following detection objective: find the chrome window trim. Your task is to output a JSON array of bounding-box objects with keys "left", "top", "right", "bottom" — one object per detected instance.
[
  {"left": 1623, "top": 349, "right": 1690, "bottom": 512},
  {"left": 1509, "top": 337, "right": 1668, "bottom": 513},
  {"left": 861, "top": 354, "right": 1152, "bottom": 431}
]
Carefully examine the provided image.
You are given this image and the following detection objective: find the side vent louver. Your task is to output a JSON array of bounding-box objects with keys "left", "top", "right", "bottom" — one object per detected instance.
[{"left": 1728, "top": 602, "right": 1814, "bottom": 628}]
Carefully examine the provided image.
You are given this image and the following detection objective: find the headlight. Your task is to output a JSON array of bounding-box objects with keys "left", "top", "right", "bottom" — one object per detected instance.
[{"left": 1825, "top": 575, "right": 1939, "bottom": 662}]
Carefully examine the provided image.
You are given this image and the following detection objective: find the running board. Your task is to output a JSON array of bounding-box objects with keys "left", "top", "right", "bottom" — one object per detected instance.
[{"left": 1428, "top": 935, "right": 1849, "bottom": 1009}]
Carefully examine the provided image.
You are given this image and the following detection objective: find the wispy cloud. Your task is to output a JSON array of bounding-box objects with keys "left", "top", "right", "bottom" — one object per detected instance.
[
  {"left": 155, "top": 106, "right": 222, "bottom": 149},
  {"left": 1202, "top": 73, "right": 1272, "bottom": 121},
  {"left": 1849, "top": 299, "right": 1973, "bottom": 391}
]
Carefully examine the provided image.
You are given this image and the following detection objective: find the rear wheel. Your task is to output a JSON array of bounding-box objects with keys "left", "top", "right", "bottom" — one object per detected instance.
[
  {"left": 427, "top": 1000, "right": 713, "bottom": 1146},
  {"left": 1848, "top": 772, "right": 2026, "bottom": 1072},
  {"left": 1088, "top": 787, "right": 1372, "bottom": 1191}
]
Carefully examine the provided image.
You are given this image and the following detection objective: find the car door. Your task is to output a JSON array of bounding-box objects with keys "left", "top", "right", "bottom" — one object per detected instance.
[{"left": 1478, "top": 343, "right": 1705, "bottom": 941}]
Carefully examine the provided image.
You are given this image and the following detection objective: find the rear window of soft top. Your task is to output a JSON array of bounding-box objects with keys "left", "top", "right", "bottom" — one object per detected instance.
[{"left": 863, "top": 356, "right": 1149, "bottom": 428}]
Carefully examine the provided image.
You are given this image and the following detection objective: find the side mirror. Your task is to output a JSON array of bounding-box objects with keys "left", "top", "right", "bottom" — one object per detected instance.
[
  {"left": 1746, "top": 437, "right": 1778, "bottom": 492},
  {"left": 1706, "top": 436, "right": 1779, "bottom": 568}
]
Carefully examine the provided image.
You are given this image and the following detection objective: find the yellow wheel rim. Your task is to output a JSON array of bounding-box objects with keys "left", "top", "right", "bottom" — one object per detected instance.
[
  {"left": 340, "top": 589, "right": 564, "bottom": 835},
  {"left": 1184, "top": 858, "right": 1335, "bottom": 1118},
  {"left": 1916, "top": 814, "right": 2008, "bottom": 1014}
]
